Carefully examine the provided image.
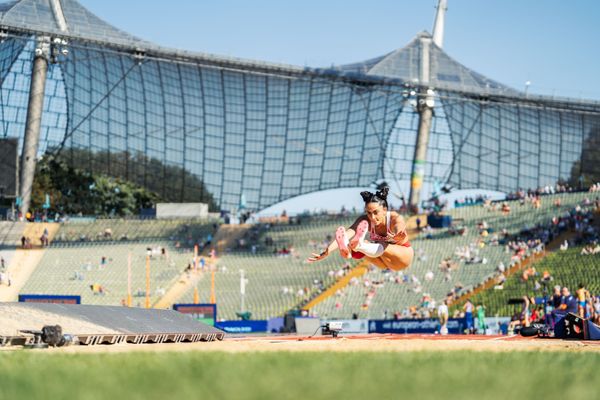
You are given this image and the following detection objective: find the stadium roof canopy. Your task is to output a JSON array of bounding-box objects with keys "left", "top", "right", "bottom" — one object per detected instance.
[
  {"left": 337, "top": 32, "right": 518, "bottom": 96},
  {"left": 0, "top": 0, "right": 151, "bottom": 48},
  {"left": 1, "top": 0, "right": 599, "bottom": 212},
  {"left": 0, "top": 0, "right": 522, "bottom": 97},
  {"left": 3, "top": 0, "right": 599, "bottom": 107}
]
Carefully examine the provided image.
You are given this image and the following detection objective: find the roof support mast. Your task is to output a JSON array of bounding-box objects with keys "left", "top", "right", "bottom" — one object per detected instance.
[
  {"left": 19, "top": 37, "right": 49, "bottom": 217},
  {"left": 19, "top": 0, "right": 68, "bottom": 216},
  {"left": 432, "top": 0, "right": 447, "bottom": 48},
  {"left": 408, "top": 0, "right": 447, "bottom": 212}
]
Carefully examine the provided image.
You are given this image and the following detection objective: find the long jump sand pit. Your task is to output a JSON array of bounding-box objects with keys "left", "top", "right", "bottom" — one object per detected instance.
[{"left": 21, "top": 333, "right": 600, "bottom": 354}]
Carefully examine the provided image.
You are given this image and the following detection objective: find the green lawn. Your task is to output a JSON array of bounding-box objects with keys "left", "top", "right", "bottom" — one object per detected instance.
[{"left": 0, "top": 350, "right": 598, "bottom": 400}]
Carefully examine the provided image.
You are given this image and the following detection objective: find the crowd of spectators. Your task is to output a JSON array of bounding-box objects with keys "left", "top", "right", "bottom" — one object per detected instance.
[
  {"left": 507, "top": 284, "right": 600, "bottom": 332},
  {"left": 590, "top": 183, "right": 600, "bottom": 193},
  {"left": 505, "top": 183, "right": 578, "bottom": 201},
  {"left": 454, "top": 195, "right": 487, "bottom": 208},
  {"left": 369, "top": 187, "right": 600, "bottom": 322},
  {"left": 19, "top": 228, "right": 51, "bottom": 249}
]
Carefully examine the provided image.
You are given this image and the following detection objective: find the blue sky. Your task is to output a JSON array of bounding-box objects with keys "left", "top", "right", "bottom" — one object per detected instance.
[{"left": 79, "top": 0, "right": 600, "bottom": 100}]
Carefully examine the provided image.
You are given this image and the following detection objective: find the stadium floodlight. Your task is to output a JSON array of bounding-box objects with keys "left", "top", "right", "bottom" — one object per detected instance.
[{"left": 133, "top": 48, "right": 146, "bottom": 63}]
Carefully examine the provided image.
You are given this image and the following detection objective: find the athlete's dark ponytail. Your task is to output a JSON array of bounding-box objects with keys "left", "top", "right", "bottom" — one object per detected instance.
[{"left": 360, "top": 187, "right": 389, "bottom": 208}]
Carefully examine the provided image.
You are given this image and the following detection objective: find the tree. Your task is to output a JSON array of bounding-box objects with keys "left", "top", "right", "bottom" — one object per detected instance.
[
  {"left": 46, "top": 148, "right": 218, "bottom": 211},
  {"left": 31, "top": 154, "right": 160, "bottom": 216},
  {"left": 569, "top": 126, "right": 600, "bottom": 188}
]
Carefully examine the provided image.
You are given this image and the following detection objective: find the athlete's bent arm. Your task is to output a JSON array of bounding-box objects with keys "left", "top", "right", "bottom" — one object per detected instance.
[{"left": 386, "top": 212, "right": 408, "bottom": 244}]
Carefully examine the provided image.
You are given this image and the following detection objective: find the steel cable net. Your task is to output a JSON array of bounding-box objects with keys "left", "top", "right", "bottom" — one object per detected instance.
[
  {"left": 0, "top": 36, "right": 599, "bottom": 211},
  {"left": 53, "top": 41, "right": 405, "bottom": 210},
  {"left": 440, "top": 91, "right": 600, "bottom": 192},
  {"left": 0, "top": 36, "right": 31, "bottom": 140}
]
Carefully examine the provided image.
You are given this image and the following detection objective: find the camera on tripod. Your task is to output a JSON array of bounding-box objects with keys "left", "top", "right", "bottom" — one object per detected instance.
[
  {"left": 20, "top": 325, "right": 77, "bottom": 348},
  {"left": 322, "top": 321, "right": 344, "bottom": 338}
]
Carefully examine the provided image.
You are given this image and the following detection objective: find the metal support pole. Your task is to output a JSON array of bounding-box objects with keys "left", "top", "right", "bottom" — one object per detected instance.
[
  {"left": 127, "top": 252, "right": 132, "bottom": 307},
  {"left": 409, "top": 102, "right": 433, "bottom": 210},
  {"left": 210, "top": 269, "right": 216, "bottom": 304},
  {"left": 145, "top": 255, "right": 151, "bottom": 308},
  {"left": 20, "top": 37, "right": 50, "bottom": 217},
  {"left": 432, "top": 0, "right": 448, "bottom": 48},
  {"left": 240, "top": 269, "right": 245, "bottom": 313},
  {"left": 408, "top": 34, "right": 435, "bottom": 212}
]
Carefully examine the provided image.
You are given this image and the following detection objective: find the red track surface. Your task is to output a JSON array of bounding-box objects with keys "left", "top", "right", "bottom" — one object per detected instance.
[
  {"left": 227, "top": 333, "right": 530, "bottom": 342},
  {"left": 225, "top": 333, "right": 600, "bottom": 348}
]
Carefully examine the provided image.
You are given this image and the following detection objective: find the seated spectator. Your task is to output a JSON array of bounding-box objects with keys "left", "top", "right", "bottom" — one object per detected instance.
[
  {"left": 554, "top": 199, "right": 562, "bottom": 208},
  {"left": 581, "top": 243, "right": 600, "bottom": 255},
  {"left": 489, "top": 233, "right": 499, "bottom": 246},
  {"left": 423, "top": 225, "right": 433, "bottom": 239},
  {"left": 90, "top": 283, "right": 107, "bottom": 295},
  {"left": 424, "top": 271, "right": 434, "bottom": 281},
  {"left": 559, "top": 240, "right": 569, "bottom": 251},
  {"left": 549, "top": 287, "right": 578, "bottom": 327},
  {"left": 541, "top": 270, "right": 553, "bottom": 283},
  {"left": 494, "top": 273, "right": 506, "bottom": 289},
  {"left": 497, "top": 262, "right": 506, "bottom": 273}
]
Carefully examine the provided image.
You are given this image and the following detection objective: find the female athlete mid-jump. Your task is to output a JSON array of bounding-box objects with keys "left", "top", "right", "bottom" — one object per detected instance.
[{"left": 308, "top": 187, "right": 414, "bottom": 271}]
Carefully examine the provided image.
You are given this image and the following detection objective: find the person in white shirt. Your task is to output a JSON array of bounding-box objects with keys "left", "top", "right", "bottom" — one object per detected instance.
[{"left": 438, "top": 300, "right": 449, "bottom": 335}]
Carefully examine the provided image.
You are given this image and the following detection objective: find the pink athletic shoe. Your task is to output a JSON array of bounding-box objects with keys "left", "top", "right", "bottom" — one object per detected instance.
[
  {"left": 335, "top": 226, "right": 350, "bottom": 259},
  {"left": 349, "top": 220, "right": 369, "bottom": 250}
]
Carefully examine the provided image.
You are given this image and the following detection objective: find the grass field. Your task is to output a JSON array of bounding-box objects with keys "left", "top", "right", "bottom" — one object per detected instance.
[{"left": 1, "top": 350, "right": 599, "bottom": 400}]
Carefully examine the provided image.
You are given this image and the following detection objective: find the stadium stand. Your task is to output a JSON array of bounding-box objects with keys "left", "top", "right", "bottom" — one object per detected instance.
[
  {"left": 19, "top": 219, "right": 217, "bottom": 306},
  {"left": 466, "top": 240, "right": 600, "bottom": 317},
  {"left": 311, "top": 192, "right": 595, "bottom": 319},
  {"left": 15, "top": 191, "right": 599, "bottom": 320},
  {"left": 176, "top": 216, "right": 364, "bottom": 320},
  {"left": 0, "top": 221, "right": 26, "bottom": 269},
  {"left": 0, "top": 221, "right": 26, "bottom": 246},
  {"left": 53, "top": 218, "right": 217, "bottom": 248}
]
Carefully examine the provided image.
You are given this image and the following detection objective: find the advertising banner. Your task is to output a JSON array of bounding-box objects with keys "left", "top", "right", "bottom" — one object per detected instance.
[
  {"left": 215, "top": 320, "right": 268, "bottom": 334},
  {"left": 322, "top": 319, "right": 369, "bottom": 334},
  {"left": 173, "top": 303, "right": 217, "bottom": 326},
  {"left": 18, "top": 294, "right": 81, "bottom": 304},
  {"left": 368, "top": 318, "right": 466, "bottom": 334}
]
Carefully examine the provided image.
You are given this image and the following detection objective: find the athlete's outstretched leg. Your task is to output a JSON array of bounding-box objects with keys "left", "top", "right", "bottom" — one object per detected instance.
[
  {"left": 334, "top": 227, "right": 357, "bottom": 259},
  {"left": 353, "top": 240, "right": 385, "bottom": 258},
  {"left": 362, "top": 245, "right": 413, "bottom": 271},
  {"left": 348, "top": 220, "right": 385, "bottom": 258},
  {"left": 349, "top": 220, "right": 369, "bottom": 249},
  {"left": 363, "top": 256, "right": 389, "bottom": 270},
  {"left": 379, "top": 245, "right": 414, "bottom": 271}
]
